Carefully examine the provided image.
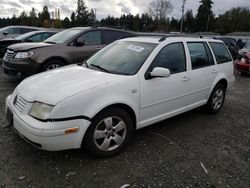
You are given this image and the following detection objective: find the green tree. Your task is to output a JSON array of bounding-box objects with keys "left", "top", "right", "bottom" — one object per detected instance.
[
  {"left": 184, "top": 9, "right": 194, "bottom": 33},
  {"left": 19, "top": 11, "right": 29, "bottom": 25},
  {"left": 29, "top": 8, "right": 38, "bottom": 26},
  {"left": 216, "top": 7, "right": 250, "bottom": 34},
  {"left": 76, "top": 0, "right": 92, "bottom": 25},
  {"left": 70, "top": 12, "right": 76, "bottom": 27},
  {"left": 195, "top": 0, "right": 215, "bottom": 32},
  {"left": 170, "top": 17, "right": 179, "bottom": 32},
  {"left": 38, "top": 6, "right": 50, "bottom": 27},
  {"left": 62, "top": 17, "right": 71, "bottom": 28}
]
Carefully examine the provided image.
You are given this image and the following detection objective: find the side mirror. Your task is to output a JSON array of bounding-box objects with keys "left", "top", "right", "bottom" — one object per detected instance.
[
  {"left": 3, "top": 32, "right": 8, "bottom": 36},
  {"left": 76, "top": 37, "right": 85, "bottom": 46},
  {"left": 150, "top": 67, "right": 171, "bottom": 79}
]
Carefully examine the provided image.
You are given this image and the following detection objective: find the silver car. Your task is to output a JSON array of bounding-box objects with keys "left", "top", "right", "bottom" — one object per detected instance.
[{"left": 0, "top": 26, "right": 41, "bottom": 40}]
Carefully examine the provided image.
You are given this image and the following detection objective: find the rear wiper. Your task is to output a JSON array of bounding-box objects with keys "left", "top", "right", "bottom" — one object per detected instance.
[{"left": 90, "top": 64, "right": 110, "bottom": 73}]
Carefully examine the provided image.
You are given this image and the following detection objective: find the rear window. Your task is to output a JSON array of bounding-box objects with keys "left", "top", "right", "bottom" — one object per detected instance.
[
  {"left": 209, "top": 42, "right": 232, "bottom": 64},
  {"left": 103, "top": 31, "right": 131, "bottom": 44}
]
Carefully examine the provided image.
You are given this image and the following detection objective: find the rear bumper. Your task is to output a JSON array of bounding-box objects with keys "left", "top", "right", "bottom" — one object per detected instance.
[{"left": 6, "top": 95, "right": 91, "bottom": 151}]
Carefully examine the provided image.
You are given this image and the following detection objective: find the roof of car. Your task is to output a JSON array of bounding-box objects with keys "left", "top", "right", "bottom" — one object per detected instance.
[
  {"left": 67, "top": 26, "right": 135, "bottom": 34},
  {"left": 1, "top": 25, "right": 41, "bottom": 29}
]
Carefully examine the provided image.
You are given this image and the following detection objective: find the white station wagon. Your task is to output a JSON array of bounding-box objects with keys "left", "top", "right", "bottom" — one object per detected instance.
[{"left": 5, "top": 36, "right": 235, "bottom": 157}]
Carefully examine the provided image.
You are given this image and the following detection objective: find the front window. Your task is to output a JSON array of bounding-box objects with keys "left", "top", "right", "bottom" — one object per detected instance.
[
  {"left": 15, "top": 31, "right": 37, "bottom": 41},
  {"left": 150, "top": 42, "right": 186, "bottom": 74},
  {"left": 85, "top": 41, "right": 157, "bottom": 75},
  {"left": 44, "top": 29, "right": 84, "bottom": 44},
  {"left": 78, "top": 31, "right": 101, "bottom": 45}
]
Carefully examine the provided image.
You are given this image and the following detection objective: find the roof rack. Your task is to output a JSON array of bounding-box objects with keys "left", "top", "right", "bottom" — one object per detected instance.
[{"left": 157, "top": 34, "right": 215, "bottom": 42}]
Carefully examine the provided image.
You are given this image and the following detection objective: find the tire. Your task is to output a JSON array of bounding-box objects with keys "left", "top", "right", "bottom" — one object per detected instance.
[
  {"left": 42, "top": 60, "right": 65, "bottom": 72},
  {"left": 84, "top": 107, "right": 134, "bottom": 157},
  {"left": 205, "top": 83, "right": 226, "bottom": 114},
  {"left": 241, "top": 72, "right": 248, "bottom": 76}
]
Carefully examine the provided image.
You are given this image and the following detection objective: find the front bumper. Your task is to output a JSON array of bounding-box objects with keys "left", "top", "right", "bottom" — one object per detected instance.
[
  {"left": 5, "top": 95, "right": 91, "bottom": 151},
  {"left": 1, "top": 58, "right": 41, "bottom": 77}
]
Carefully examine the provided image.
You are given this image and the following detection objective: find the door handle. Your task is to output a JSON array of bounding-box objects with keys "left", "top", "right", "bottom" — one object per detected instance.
[
  {"left": 96, "top": 47, "right": 103, "bottom": 50},
  {"left": 182, "top": 75, "right": 190, "bottom": 82}
]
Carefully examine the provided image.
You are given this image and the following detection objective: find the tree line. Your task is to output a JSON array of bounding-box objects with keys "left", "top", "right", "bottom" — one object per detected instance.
[{"left": 0, "top": 0, "right": 250, "bottom": 35}]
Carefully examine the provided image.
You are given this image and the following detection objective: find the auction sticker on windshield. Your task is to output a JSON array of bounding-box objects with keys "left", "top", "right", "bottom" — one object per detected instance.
[{"left": 127, "top": 45, "right": 144, "bottom": 53}]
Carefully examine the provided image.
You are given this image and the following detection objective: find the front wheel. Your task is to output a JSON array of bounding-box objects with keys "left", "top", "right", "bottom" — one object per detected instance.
[
  {"left": 205, "top": 83, "right": 226, "bottom": 114},
  {"left": 84, "top": 107, "right": 134, "bottom": 157},
  {"left": 42, "top": 60, "right": 65, "bottom": 72}
]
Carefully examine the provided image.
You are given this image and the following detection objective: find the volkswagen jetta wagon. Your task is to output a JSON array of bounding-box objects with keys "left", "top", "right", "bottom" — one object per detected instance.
[{"left": 5, "top": 36, "right": 235, "bottom": 157}]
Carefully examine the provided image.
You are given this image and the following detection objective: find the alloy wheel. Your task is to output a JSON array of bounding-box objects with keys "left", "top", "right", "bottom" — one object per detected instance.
[{"left": 93, "top": 116, "right": 127, "bottom": 151}]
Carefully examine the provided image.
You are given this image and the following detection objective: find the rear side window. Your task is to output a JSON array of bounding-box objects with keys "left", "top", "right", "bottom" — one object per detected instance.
[
  {"left": 187, "top": 42, "right": 214, "bottom": 70},
  {"left": 5, "top": 28, "right": 21, "bottom": 34},
  {"left": 103, "top": 31, "right": 129, "bottom": 44},
  {"left": 209, "top": 42, "right": 232, "bottom": 64},
  {"left": 151, "top": 42, "right": 186, "bottom": 74}
]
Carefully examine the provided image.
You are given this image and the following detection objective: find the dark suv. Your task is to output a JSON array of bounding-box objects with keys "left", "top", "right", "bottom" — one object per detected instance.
[
  {"left": 2, "top": 27, "right": 135, "bottom": 77},
  {"left": 215, "top": 37, "right": 239, "bottom": 60}
]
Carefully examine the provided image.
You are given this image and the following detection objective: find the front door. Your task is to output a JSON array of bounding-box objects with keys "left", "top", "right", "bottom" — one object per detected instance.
[
  {"left": 69, "top": 30, "right": 106, "bottom": 63},
  {"left": 139, "top": 42, "right": 191, "bottom": 127}
]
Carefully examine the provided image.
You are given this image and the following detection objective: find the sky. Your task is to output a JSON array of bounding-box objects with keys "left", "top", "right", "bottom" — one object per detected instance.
[{"left": 0, "top": 0, "right": 249, "bottom": 20}]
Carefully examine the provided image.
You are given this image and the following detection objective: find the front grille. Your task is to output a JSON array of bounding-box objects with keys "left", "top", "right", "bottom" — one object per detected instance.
[
  {"left": 14, "top": 95, "right": 28, "bottom": 112},
  {"left": 3, "top": 49, "right": 14, "bottom": 62}
]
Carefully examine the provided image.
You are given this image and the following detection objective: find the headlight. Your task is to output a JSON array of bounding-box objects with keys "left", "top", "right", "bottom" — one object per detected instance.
[
  {"left": 29, "top": 102, "right": 54, "bottom": 120},
  {"left": 15, "top": 51, "right": 34, "bottom": 59}
]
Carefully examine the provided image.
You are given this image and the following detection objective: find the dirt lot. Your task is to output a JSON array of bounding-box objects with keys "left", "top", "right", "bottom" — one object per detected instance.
[{"left": 0, "top": 70, "right": 250, "bottom": 188}]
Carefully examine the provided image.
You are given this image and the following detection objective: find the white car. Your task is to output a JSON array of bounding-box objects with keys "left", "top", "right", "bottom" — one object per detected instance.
[{"left": 5, "top": 36, "right": 235, "bottom": 157}]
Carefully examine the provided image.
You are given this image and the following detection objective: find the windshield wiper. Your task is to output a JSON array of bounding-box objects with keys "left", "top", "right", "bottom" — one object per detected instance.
[
  {"left": 90, "top": 64, "right": 110, "bottom": 73},
  {"left": 44, "top": 41, "right": 56, "bottom": 44}
]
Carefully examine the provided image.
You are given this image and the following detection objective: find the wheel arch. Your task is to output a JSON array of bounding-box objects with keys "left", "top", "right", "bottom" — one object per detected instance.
[
  {"left": 41, "top": 56, "right": 68, "bottom": 68},
  {"left": 91, "top": 103, "right": 137, "bottom": 131}
]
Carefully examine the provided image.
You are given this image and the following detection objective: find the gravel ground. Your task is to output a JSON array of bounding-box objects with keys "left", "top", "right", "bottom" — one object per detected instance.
[{"left": 0, "top": 70, "right": 250, "bottom": 188}]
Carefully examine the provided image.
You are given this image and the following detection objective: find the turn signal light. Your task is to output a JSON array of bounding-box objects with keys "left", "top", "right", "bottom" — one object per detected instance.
[{"left": 65, "top": 127, "right": 79, "bottom": 134}]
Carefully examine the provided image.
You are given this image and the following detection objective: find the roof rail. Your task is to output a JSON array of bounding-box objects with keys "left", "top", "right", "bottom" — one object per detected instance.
[
  {"left": 158, "top": 34, "right": 195, "bottom": 42},
  {"left": 157, "top": 34, "right": 217, "bottom": 42}
]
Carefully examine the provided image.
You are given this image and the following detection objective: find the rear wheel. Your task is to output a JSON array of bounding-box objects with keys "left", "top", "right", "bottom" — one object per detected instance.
[
  {"left": 42, "top": 60, "right": 65, "bottom": 72},
  {"left": 84, "top": 107, "right": 134, "bottom": 157},
  {"left": 205, "top": 83, "right": 226, "bottom": 114}
]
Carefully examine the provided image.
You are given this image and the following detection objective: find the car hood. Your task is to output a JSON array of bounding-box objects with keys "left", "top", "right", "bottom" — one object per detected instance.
[
  {"left": 8, "top": 42, "right": 53, "bottom": 51},
  {"left": 17, "top": 65, "right": 125, "bottom": 105},
  {"left": 0, "top": 38, "right": 19, "bottom": 45}
]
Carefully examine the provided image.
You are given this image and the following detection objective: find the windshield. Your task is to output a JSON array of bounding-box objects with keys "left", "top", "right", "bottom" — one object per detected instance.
[
  {"left": 44, "top": 29, "right": 83, "bottom": 44},
  {"left": 15, "top": 31, "right": 38, "bottom": 40},
  {"left": 86, "top": 41, "right": 157, "bottom": 75}
]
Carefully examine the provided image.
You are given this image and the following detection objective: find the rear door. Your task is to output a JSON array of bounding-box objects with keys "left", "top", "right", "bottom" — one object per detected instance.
[
  {"left": 139, "top": 42, "right": 191, "bottom": 126},
  {"left": 186, "top": 42, "right": 217, "bottom": 107}
]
